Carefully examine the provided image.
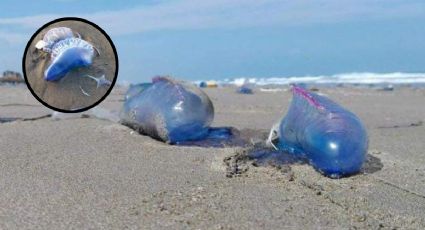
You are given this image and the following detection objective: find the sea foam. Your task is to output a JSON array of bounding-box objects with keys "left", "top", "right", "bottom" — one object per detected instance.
[{"left": 196, "top": 72, "right": 425, "bottom": 86}]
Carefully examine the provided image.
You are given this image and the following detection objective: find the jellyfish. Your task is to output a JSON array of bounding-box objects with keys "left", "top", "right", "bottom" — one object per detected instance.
[
  {"left": 44, "top": 37, "right": 95, "bottom": 81},
  {"left": 267, "top": 85, "right": 368, "bottom": 178},
  {"left": 120, "top": 77, "right": 216, "bottom": 144},
  {"left": 236, "top": 85, "right": 253, "bottom": 94},
  {"left": 35, "top": 27, "right": 79, "bottom": 53}
]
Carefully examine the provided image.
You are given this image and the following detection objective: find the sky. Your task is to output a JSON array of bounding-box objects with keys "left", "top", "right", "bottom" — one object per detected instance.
[{"left": 0, "top": 0, "right": 424, "bottom": 83}]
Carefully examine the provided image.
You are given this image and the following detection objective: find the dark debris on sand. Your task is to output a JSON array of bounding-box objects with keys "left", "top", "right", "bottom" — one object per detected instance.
[
  {"left": 377, "top": 120, "right": 423, "bottom": 129},
  {"left": 0, "top": 114, "right": 52, "bottom": 123},
  {"left": 224, "top": 143, "right": 383, "bottom": 180},
  {"left": 223, "top": 144, "right": 300, "bottom": 181}
]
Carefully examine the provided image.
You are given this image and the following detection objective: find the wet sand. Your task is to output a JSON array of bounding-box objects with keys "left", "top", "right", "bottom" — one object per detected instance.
[
  {"left": 24, "top": 20, "right": 117, "bottom": 111},
  {"left": 0, "top": 85, "right": 424, "bottom": 229}
]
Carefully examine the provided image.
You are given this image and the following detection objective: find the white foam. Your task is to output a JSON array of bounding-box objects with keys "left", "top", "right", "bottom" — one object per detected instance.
[{"left": 197, "top": 72, "right": 425, "bottom": 86}]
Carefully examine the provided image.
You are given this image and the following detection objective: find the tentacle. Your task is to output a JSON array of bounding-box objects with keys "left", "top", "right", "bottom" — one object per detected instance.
[
  {"left": 84, "top": 74, "right": 111, "bottom": 88},
  {"left": 266, "top": 122, "right": 279, "bottom": 150},
  {"left": 79, "top": 85, "right": 91, "bottom": 96},
  {"left": 93, "top": 45, "right": 101, "bottom": 56}
]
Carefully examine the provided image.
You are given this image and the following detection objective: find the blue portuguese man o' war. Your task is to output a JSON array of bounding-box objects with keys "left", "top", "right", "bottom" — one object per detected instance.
[
  {"left": 266, "top": 85, "right": 368, "bottom": 178},
  {"left": 44, "top": 37, "right": 95, "bottom": 81},
  {"left": 236, "top": 85, "right": 253, "bottom": 94},
  {"left": 121, "top": 77, "right": 213, "bottom": 143},
  {"left": 34, "top": 27, "right": 111, "bottom": 95},
  {"left": 120, "top": 77, "right": 238, "bottom": 146}
]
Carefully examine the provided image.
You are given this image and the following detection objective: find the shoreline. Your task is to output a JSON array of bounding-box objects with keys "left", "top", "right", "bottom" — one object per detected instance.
[{"left": 0, "top": 85, "right": 424, "bottom": 228}]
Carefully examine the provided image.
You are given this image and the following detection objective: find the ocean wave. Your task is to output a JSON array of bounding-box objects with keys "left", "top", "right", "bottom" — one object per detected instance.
[{"left": 198, "top": 72, "right": 425, "bottom": 86}]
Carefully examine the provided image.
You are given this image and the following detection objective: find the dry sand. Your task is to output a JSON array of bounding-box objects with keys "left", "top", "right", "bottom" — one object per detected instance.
[
  {"left": 0, "top": 85, "right": 424, "bottom": 229},
  {"left": 24, "top": 20, "right": 117, "bottom": 111}
]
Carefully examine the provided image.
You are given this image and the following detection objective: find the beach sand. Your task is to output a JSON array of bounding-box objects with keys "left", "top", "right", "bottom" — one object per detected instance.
[
  {"left": 0, "top": 85, "right": 424, "bottom": 229},
  {"left": 24, "top": 20, "right": 116, "bottom": 111}
]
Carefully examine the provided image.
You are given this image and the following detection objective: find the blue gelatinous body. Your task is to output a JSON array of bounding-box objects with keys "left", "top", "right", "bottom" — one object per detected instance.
[
  {"left": 276, "top": 85, "right": 368, "bottom": 178},
  {"left": 120, "top": 77, "right": 214, "bottom": 144},
  {"left": 237, "top": 85, "right": 253, "bottom": 94},
  {"left": 44, "top": 38, "right": 94, "bottom": 81}
]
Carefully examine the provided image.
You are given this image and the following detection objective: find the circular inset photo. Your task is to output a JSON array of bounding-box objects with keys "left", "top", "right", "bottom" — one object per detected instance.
[{"left": 22, "top": 17, "right": 118, "bottom": 113}]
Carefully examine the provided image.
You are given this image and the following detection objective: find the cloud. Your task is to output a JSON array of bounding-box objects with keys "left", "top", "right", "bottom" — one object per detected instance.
[
  {"left": 0, "top": 0, "right": 424, "bottom": 39},
  {"left": 0, "top": 30, "right": 28, "bottom": 44}
]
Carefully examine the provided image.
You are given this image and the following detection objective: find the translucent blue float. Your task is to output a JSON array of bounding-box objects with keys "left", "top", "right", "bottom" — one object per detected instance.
[
  {"left": 44, "top": 38, "right": 95, "bottom": 81},
  {"left": 236, "top": 85, "right": 253, "bottom": 94},
  {"left": 35, "top": 27, "right": 77, "bottom": 53},
  {"left": 120, "top": 77, "right": 239, "bottom": 145},
  {"left": 268, "top": 85, "right": 368, "bottom": 178}
]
